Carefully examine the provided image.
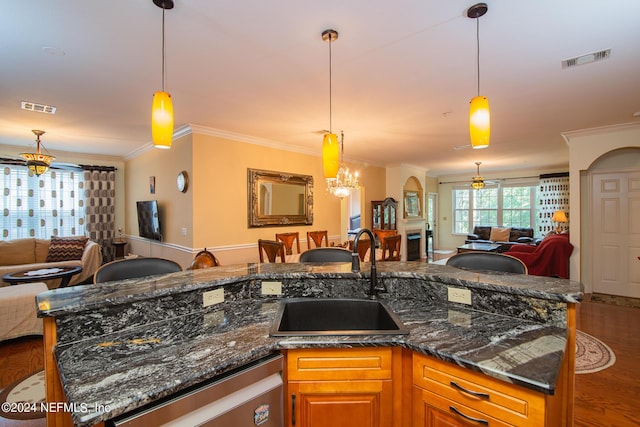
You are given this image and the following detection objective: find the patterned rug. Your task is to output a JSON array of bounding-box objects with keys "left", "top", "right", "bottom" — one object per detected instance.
[
  {"left": 0, "top": 370, "right": 45, "bottom": 420},
  {"left": 590, "top": 293, "right": 640, "bottom": 309},
  {"left": 575, "top": 330, "right": 616, "bottom": 374}
]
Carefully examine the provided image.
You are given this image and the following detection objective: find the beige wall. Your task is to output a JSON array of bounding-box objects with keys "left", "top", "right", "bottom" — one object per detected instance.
[{"left": 124, "top": 128, "right": 386, "bottom": 266}]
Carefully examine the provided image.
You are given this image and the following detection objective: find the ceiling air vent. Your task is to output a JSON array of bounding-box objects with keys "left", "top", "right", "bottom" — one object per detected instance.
[
  {"left": 562, "top": 49, "right": 611, "bottom": 69},
  {"left": 21, "top": 101, "right": 57, "bottom": 114}
]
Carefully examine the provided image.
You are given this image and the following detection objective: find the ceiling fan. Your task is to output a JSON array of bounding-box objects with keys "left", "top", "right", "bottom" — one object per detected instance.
[{"left": 1, "top": 130, "right": 82, "bottom": 173}]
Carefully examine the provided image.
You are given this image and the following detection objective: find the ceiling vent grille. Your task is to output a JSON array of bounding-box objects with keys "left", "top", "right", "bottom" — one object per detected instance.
[
  {"left": 21, "top": 101, "right": 56, "bottom": 114},
  {"left": 562, "top": 49, "right": 611, "bottom": 69}
]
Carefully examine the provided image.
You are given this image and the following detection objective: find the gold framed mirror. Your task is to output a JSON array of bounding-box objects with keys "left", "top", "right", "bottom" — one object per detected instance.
[
  {"left": 404, "top": 190, "right": 422, "bottom": 218},
  {"left": 248, "top": 168, "right": 314, "bottom": 227}
]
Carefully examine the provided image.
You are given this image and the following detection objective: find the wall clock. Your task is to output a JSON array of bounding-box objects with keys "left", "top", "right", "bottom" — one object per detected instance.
[{"left": 176, "top": 171, "right": 189, "bottom": 193}]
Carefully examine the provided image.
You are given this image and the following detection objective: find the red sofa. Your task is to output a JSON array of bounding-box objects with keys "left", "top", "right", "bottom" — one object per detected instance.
[{"left": 505, "top": 234, "right": 573, "bottom": 279}]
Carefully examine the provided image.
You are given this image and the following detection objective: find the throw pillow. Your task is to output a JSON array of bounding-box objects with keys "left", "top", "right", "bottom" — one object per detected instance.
[
  {"left": 46, "top": 236, "right": 88, "bottom": 262},
  {"left": 489, "top": 227, "right": 511, "bottom": 242}
]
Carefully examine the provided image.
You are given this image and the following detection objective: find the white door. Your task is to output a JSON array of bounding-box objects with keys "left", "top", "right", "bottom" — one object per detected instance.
[{"left": 591, "top": 170, "right": 640, "bottom": 297}]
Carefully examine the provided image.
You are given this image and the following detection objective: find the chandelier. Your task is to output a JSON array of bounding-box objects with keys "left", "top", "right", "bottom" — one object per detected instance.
[
  {"left": 471, "top": 161, "right": 485, "bottom": 190},
  {"left": 20, "top": 130, "right": 55, "bottom": 176},
  {"left": 327, "top": 131, "right": 359, "bottom": 198}
]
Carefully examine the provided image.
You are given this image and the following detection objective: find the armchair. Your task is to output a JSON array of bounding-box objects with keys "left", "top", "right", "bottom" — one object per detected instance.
[{"left": 505, "top": 234, "right": 573, "bottom": 279}]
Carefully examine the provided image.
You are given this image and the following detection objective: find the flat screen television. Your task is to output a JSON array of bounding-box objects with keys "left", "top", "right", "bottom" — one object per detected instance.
[{"left": 136, "top": 200, "right": 162, "bottom": 241}]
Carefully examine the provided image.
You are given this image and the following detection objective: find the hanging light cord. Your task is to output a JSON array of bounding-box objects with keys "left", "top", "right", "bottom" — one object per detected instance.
[
  {"left": 475, "top": 17, "right": 480, "bottom": 96},
  {"left": 328, "top": 35, "right": 333, "bottom": 133},
  {"left": 161, "top": 7, "right": 166, "bottom": 92}
]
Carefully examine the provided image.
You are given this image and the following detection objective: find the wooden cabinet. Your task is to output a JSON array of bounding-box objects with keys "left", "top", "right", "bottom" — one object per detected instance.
[
  {"left": 372, "top": 197, "right": 397, "bottom": 231},
  {"left": 412, "top": 352, "right": 566, "bottom": 427},
  {"left": 284, "top": 347, "right": 401, "bottom": 427}
]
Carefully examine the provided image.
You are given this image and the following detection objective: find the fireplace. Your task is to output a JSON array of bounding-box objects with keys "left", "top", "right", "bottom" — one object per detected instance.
[{"left": 407, "top": 232, "right": 421, "bottom": 261}]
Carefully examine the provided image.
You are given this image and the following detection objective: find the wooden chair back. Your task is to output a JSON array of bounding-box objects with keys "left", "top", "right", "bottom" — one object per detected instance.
[
  {"left": 381, "top": 234, "right": 402, "bottom": 261},
  {"left": 275, "top": 232, "right": 300, "bottom": 255},
  {"left": 307, "top": 230, "right": 329, "bottom": 249},
  {"left": 258, "top": 239, "right": 286, "bottom": 263},
  {"left": 188, "top": 248, "right": 220, "bottom": 270},
  {"left": 349, "top": 238, "right": 371, "bottom": 261},
  {"left": 373, "top": 229, "right": 398, "bottom": 250}
]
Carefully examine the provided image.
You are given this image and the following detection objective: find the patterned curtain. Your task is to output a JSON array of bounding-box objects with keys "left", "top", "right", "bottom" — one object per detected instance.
[
  {"left": 538, "top": 172, "right": 570, "bottom": 236},
  {"left": 83, "top": 168, "right": 116, "bottom": 263},
  {"left": 1, "top": 167, "right": 84, "bottom": 239}
]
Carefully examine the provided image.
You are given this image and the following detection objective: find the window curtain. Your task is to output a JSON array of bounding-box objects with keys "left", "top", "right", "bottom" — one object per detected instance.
[
  {"left": 1, "top": 167, "right": 84, "bottom": 239},
  {"left": 538, "top": 172, "right": 570, "bottom": 236},
  {"left": 83, "top": 168, "right": 116, "bottom": 263}
]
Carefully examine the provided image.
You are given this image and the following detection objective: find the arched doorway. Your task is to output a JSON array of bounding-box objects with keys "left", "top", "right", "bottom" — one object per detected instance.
[{"left": 588, "top": 147, "right": 640, "bottom": 298}]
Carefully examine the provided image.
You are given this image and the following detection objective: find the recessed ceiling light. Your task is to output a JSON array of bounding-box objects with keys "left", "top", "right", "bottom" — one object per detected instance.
[{"left": 21, "top": 101, "right": 56, "bottom": 114}]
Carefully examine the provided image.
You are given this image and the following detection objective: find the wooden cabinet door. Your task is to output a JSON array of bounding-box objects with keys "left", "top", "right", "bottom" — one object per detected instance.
[{"left": 288, "top": 380, "right": 393, "bottom": 427}]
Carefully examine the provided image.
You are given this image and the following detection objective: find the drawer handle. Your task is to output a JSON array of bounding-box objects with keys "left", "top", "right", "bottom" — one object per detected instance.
[
  {"left": 450, "top": 381, "right": 490, "bottom": 399},
  {"left": 291, "top": 394, "right": 296, "bottom": 426},
  {"left": 450, "top": 405, "right": 489, "bottom": 425}
]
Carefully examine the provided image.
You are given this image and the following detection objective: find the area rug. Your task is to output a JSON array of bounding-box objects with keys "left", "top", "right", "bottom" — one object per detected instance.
[
  {"left": 575, "top": 330, "right": 616, "bottom": 374},
  {"left": 0, "top": 370, "right": 45, "bottom": 420}
]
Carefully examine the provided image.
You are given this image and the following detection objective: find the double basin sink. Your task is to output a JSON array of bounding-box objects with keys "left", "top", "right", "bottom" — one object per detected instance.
[{"left": 269, "top": 298, "right": 409, "bottom": 336}]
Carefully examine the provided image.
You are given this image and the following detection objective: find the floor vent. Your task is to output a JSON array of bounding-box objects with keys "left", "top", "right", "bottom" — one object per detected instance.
[
  {"left": 21, "top": 101, "right": 57, "bottom": 114},
  {"left": 562, "top": 49, "right": 611, "bottom": 69}
]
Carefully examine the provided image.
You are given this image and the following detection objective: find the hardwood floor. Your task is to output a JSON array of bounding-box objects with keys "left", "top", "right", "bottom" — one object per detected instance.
[{"left": 0, "top": 299, "right": 637, "bottom": 426}]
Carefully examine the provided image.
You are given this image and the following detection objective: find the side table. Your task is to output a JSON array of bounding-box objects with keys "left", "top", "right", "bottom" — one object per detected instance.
[{"left": 114, "top": 240, "right": 127, "bottom": 259}]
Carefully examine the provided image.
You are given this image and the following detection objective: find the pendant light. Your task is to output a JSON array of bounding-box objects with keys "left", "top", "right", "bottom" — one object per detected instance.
[
  {"left": 467, "top": 3, "right": 490, "bottom": 149},
  {"left": 321, "top": 29, "right": 340, "bottom": 179},
  {"left": 20, "top": 130, "right": 55, "bottom": 176},
  {"left": 151, "top": 0, "right": 174, "bottom": 149},
  {"left": 471, "top": 161, "right": 485, "bottom": 190}
]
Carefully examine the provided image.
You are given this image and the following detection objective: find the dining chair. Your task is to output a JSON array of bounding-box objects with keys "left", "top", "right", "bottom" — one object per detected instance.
[
  {"left": 380, "top": 234, "right": 401, "bottom": 261},
  {"left": 275, "top": 232, "right": 301, "bottom": 255},
  {"left": 373, "top": 228, "right": 398, "bottom": 250},
  {"left": 258, "top": 239, "right": 286, "bottom": 263},
  {"left": 299, "top": 247, "right": 352, "bottom": 263},
  {"left": 188, "top": 248, "right": 220, "bottom": 270},
  {"left": 446, "top": 252, "right": 528, "bottom": 274},
  {"left": 307, "top": 230, "right": 329, "bottom": 249},
  {"left": 349, "top": 238, "right": 371, "bottom": 262},
  {"left": 94, "top": 257, "right": 182, "bottom": 283}
]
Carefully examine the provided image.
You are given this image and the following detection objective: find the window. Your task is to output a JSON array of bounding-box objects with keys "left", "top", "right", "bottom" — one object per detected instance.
[
  {"left": 1, "top": 167, "right": 85, "bottom": 240},
  {"left": 453, "top": 182, "right": 537, "bottom": 235}
]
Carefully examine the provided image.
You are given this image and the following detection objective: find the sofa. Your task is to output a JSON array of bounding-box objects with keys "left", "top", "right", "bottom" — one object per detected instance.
[
  {"left": 506, "top": 233, "right": 573, "bottom": 279},
  {"left": 0, "top": 237, "right": 102, "bottom": 289},
  {"left": 465, "top": 225, "right": 534, "bottom": 252}
]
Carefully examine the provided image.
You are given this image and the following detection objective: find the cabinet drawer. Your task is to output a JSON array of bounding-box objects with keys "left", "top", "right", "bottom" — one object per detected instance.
[
  {"left": 287, "top": 348, "right": 393, "bottom": 381},
  {"left": 413, "top": 353, "right": 545, "bottom": 425}
]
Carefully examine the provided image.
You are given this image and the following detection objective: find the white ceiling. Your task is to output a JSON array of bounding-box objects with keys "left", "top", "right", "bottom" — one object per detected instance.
[{"left": 1, "top": 0, "right": 639, "bottom": 176}]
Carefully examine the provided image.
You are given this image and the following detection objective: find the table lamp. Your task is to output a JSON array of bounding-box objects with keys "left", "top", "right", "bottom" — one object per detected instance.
[{"left": 552, "top": 210, "right": 568, "bottom": 234}]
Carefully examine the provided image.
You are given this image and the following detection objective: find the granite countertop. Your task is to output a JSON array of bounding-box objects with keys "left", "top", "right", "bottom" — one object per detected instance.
[{"left": 37, "top": 261, "right": 582, "bottom": 427}]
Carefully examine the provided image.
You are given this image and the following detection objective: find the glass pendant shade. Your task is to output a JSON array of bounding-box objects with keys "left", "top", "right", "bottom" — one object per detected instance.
[
  {"left": 469, "top": 95, "right": 490, "bottom": 149},
  {"left": 151, "top": 90, "right": 174, "bottom": 149},
  {"left": 471, "top": 177, "right": 485, "bottom": 190},
  {"left": 322, "top": 132, "right": 339, "bottom": 178}
]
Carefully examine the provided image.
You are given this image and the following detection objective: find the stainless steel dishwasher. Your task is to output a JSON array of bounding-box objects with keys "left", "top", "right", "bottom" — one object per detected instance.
[{"left": 108, "top": 353, "right": 283, "bottom": 427}]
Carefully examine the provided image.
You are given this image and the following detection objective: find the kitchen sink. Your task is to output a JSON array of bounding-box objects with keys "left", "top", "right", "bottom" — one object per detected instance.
[{"left": 269, "top": 298, "right": 409, "bottom": 336}]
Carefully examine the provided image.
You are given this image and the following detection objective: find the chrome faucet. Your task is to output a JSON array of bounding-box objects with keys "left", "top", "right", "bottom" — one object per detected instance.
[{"left": 351, "top": 228, "right": 384, "bottom": 299}]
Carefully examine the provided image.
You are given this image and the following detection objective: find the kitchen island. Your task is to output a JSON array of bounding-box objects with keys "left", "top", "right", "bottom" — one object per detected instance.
[{"left": 36, "top": 261, "right": 582, "bottom": 426}]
